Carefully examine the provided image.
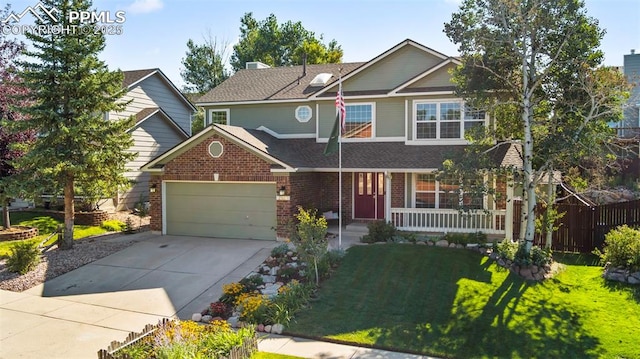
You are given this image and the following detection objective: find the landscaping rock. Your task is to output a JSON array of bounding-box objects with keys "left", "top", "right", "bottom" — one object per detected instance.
[
  {"left": 416, "top": 241, "right": 426, "bottom": 245},
  {"left": 531, "top": 265, "right": 539, "bottom": 274},
  {"left": 449, "top": 243, "right": 457, "bottom": 248},
  {"left": 191, "top": 313, "right": 202, "bottom": 322},
  {"left": 291, "top": 256, "right": 298, "bottom": 261},
  {"left": 628, "top": 276, "right": 640, "bottom": 285},
  {"left": 269, "top": 266, "right": 280, "bottom": 276},
  {"left": 271, "top": 323, "right": 284, "bottom": 334},
  {"left": 212, "top": 316, "right": 223, "bottom": 322},
  {"left": 262, "top": 275, "right": 277, "bottom": 283},
  {"left": 435, "top": 239, "right": 449, "bottom": 247},
  {"left": 427, "top": 241, "right": 434, "bottom": 246},
  {"left": 287, "top": 251, "right": 294, "bottom": 256},
  {"left": 467, "top": 243, "right": 479, "bottom": 248},
  {"left": 201, "top": 315, "right": 213, "bottom": 323},
  {"left": 455, "top": 244, "right": 464, "bottom": 249},
  {"left": 227, "top": 316, "right": 239, "bottom": 328},
  {"left": 264, "top": 325, "right": 272, "bottom": 333},
  {"left": 604, "top": 269, "right": 627, "bottom": 283},
  {"left": 257, "top": 324, "right": 265, "bottom": 332},
  {"left": 631, "top": 272, "right": 640, "bottom": 281}
]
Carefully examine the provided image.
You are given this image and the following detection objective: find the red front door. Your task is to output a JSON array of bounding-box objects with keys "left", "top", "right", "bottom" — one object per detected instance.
[{"left": 354, "top": 172, "right": 385, "bottom": 219}]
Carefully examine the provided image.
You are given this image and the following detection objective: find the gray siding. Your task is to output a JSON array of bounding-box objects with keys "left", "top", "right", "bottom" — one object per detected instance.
[
  {"left": 343, "top": 46, "right": 442, "bottom": 92},
  {"left": 206, "top": 103, "right": 316, "bottom": 134},
  {"left": 121, "top": 114, "right": 186, "bottom": 209},
  {"left": 110, "top": 73, "right": 192, "bottom": 135},
  {"left": 407, "top": 63, "right": 457, "bottom": 89}
]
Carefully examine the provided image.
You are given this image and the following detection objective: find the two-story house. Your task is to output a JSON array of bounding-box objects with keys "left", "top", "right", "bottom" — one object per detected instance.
[
  {"left": 141, "top": 39, "right": 521, "bottom": 241},
  {"left": 108, "top": 69, "right": 196, "bottom": 210}
]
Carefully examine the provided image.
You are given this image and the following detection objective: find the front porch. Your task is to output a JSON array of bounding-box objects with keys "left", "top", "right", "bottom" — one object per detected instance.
[{"left": 390, "top": 208, "right": 508, "bottom": 235}]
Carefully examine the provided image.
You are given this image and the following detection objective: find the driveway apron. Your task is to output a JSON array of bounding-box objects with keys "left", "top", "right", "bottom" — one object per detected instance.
[{"left": 0, "top": 234, "right": 277, "bottom": 358}]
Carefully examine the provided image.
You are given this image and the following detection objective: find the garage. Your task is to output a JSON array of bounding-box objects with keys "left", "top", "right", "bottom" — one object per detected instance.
[{"left": 164, "top": 181, "right": 277, "bottom": 240}]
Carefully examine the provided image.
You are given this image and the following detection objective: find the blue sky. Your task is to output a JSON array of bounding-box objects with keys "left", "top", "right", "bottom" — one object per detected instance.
[{"left": 6, "top": 0, "right": 640, "bottom": 89}]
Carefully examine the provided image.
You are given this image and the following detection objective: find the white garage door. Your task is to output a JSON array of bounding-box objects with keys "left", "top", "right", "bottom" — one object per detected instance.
[{"left": 165, "top": 182, "right": 276, "bottom": 240}]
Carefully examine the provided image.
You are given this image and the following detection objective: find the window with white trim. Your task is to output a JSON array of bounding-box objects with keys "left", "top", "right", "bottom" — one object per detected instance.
[
  {"left": 414, "top": 101, "right": 486, "bottom": 140},
  {"left": 207, "top": 109, "right": 229, "bottom": 126},
  {"left": 415, "top": 174, "right": 483, "bottom": 209},
  {"left": 343, "top": 103, "right": 374, "bottom": 139},
  {"left": 295, "top": 105, "right": 312, "bottom": 122}
]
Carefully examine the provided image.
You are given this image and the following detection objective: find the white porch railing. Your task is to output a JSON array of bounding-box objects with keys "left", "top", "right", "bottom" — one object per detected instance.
[{"left": 390, "top": 208, "right": 507, "bottom": 235}]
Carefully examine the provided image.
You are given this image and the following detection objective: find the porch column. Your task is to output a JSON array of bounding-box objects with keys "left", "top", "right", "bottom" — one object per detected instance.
[
  {"left": 505, "top": 180, "right": 514, "bottom": 240},
  {"left": 385, "top": 172, "right": 392, "bottom": 221}
]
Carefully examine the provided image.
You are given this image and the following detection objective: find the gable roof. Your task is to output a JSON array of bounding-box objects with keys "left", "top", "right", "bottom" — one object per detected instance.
[
  {"left": 196, "top": 38, "right": 457, "bottom": 105},
  {"left": 196, "top": 62, "right": 364, "bottom": 105},
  {"left": 310, "top": 39, "right": 450, "bottom": 99},
  {"left": 142, "top": 124, "right": 523, "bottom": 173},
  {"left": 129, "top": 107, "right": 189, "bottom": 138},
  {"left": 122, "top": 68, "right": 197, "bottom": 112},
  {"left": 390, "top": 58, "right": 461, "bottom": 95}
]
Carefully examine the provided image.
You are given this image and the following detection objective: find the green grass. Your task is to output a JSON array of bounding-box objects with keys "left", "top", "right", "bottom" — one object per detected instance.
[
  {"left": 250, "top": 352, "right": 305, "bottom": 359},
  {"left": 287, "top": 245, "right": 640, "bottom": 359},
  {"left": 0, "top": 211, "right": 109, "bottom": 258}
]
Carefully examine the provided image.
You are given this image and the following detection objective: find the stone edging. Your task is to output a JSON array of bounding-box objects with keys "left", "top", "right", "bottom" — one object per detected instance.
[
  {"left": 0, "top": 226, "right": 39, "bottom": 242},
  {"left": 603, "top": 264, "right": 640, "bottom": 285},
  {"left": 30, "top": 209, "right": 110, "bottom": 226}
]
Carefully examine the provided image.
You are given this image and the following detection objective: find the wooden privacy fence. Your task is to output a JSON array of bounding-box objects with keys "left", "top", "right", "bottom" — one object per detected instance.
[{"left": 512, "top": 199, "right": 640, "bottom": 253}]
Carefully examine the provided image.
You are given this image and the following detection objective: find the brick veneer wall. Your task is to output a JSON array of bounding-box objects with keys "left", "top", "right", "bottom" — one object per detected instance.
[
  {"left": 149, "top": 135, "right": 293, "bottom": 238},
  {"left": 391, "top": 173, "right": 406, "bottom": 208},
  {"left": 32, "top": 210, "right": 110, "bottom": 226}
]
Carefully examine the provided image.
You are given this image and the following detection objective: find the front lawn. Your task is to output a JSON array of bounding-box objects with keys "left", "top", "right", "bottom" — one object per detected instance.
[
  {"left": 0, "top": 211, "right": 108, "bottom": 258},
  {"left": 287, "top": 245, "right": 640, "bottom": 359}
]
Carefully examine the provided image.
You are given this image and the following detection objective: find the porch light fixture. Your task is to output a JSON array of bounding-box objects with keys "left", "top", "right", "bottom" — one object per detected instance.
[
  {"left": 149, "top": 184, "right": 157, "bottom": 193},
  {"left": 278, "top": 186, "right": 286, "bottom": 196},
  {"left": 214, "top": 173, "right": 220, "bottom": 181}
]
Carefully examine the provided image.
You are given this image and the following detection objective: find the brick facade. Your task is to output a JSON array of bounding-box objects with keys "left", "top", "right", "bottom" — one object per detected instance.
[
  {"left": 149, "top": 133, "right": 415, "bottom": 238},
  {"left": 0, "top": 226, "right": 39, "bottom": 241}
]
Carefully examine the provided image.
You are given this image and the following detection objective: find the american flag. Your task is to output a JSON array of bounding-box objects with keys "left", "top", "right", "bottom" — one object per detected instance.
[{"left": 335, "top": 80, "right": 346, "bottom": 132}]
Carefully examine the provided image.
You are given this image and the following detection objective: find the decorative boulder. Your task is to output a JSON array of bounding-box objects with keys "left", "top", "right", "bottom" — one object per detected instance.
[
  {"left": 191, "top": 313, "right": 202, "bottom": 322},
  {"left": 435, "top": 239, "right": 449, "bottom": 247},
  {"left": 449, "top": 243, "right": 457, "bottom": 248},
  {"left": 264, "top": 325, "right": 272, "bottom": 333},
  {"left": 271, "top": 323, "right": 284, "bottom": 334},
  {"left": 201, "top": 315, "right": 213, "bottom": 323},
  {"left": 257, "top": 324, "right": 265, "bottom": 332}
]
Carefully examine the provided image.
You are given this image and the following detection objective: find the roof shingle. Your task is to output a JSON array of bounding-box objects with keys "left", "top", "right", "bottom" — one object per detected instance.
[{"left": 196, "top": 62, "right": 364, "bottom": 103}]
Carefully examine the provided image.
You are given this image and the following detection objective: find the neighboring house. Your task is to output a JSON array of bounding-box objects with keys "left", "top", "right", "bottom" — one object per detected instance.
[
  {"left": 107, "top": 68, "right": 196, "bottom": 210},
  {"left": 621, "top": 50, "right": 640, "bottom": 137},
  {"left": 141, "top": 39, "right": 521, "bottom": 241}
]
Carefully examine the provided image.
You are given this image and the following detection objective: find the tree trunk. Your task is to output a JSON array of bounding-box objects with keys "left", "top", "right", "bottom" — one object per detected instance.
[
  {"left": 1, "top": 197, "right": 10, "bottom": 230},
  {"left": 545, "top": 168, "right": 554, "bottom": 249},
  {"left": 60, "top": 175, "right": 75, "bottom": 250},
  {"left": 521, "top": 52, "right": 536, "bottom": 253}
]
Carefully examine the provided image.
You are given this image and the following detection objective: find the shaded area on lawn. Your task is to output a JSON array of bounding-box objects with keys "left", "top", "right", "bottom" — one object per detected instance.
[{"left": 287, "top": 245, "right": 640, "bottom": 359}]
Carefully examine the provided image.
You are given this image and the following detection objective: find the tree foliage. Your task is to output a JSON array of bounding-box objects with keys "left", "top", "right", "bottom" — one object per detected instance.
[
  {"left": 444, "top": 0, "right": 629, "bottom": 252},
  {"left": 0, "top": 4, "right": 35, "bottom": 230},
  {"left": 230, "top": 12, "right": 343, "bottom": 72},
  {"left": 290, "top": 207, "right": 328, "bottom": 286},
  {"left": 180, "top": 33, "right": 230, "bottom": 94},
  {"left": 14, "top": 0, "right": 136, "bottom": 249}
]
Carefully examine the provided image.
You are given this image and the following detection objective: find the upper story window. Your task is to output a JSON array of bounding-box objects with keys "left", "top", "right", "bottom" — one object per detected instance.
[
  {"left": 295, "top": 105, "right": 312, "bottom": 122},
  {"left": 207, "top": 109, "right": 229, "bottom": 126},
  {"left": 344, "top": 103, "right": 374, "bottom": 139},
  {"left": 414, "top": 101, "right": 486, "bottom": 140}
]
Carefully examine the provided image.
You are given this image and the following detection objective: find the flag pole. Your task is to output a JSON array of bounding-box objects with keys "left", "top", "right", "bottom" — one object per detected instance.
[{"left": 338, "top": 71, "right": 342, "bottom": 249}]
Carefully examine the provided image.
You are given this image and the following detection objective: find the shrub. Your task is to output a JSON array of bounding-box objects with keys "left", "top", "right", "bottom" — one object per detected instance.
[
  {"left": 595, "top": 225, "right": 640, "bottom": 271},
  {"left": 100, "top": 219, "right": 126, "bottom": 232},
  {"left": 324, "top": 248, "right": 346, "bottom": 268},
  {"left": 271, "top": 243, "right": 290, "bottom": 258},
  {"left": 220, "top": 282, "right": 244, "bottom": 305},
  {"left": 205, "top": 301, "right": 232, "bottom": 319},
  {"left": 443, "top": 232, "right": 468, "bottom": 245},
  {"left": 239, "top": 274, "right": 264, "bottom": 292},
  {"left": 496, "top": 239, "right": 518, "bottom": 261},
  {"left": 7, "top": 241, "right": 41, "bottom": 274},
  {"left": 123, "top": 217, "right": 135, "bottom": 233},
  {"left": 238, "top": 294, "right": 270, "bottom": 324},
  {"left": 290, "top": 207, "right": 328, "bottom": 285},
  {"left": 363, "top": 220, "right": 396, "bottom": 243}
]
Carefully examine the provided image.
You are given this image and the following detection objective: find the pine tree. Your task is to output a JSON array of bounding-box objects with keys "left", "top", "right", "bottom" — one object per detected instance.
[{"left": 16, "top": 0, "right": 136, "bottom": 249}]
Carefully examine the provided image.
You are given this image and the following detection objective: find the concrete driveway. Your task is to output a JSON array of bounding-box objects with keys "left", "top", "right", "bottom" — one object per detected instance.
[{"left": 0, "top": 233, "right": 277, "bottom": 358}]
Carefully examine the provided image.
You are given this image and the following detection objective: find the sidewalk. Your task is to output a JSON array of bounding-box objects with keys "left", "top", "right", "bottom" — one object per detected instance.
[{"left": 259, "top": 334, "right": 438, "bottom": 359}]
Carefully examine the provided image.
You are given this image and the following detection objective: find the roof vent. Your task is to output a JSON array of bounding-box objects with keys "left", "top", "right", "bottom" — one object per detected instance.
[
  {"left": 309, "top": 73, "right": 332, "bottom": 86},
  {"left": 246, "top": 61, "right": 271, "bottom": 69}
]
